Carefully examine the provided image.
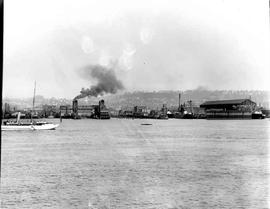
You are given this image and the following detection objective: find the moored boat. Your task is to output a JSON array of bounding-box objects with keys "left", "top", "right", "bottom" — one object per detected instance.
[
  {"left": 1, "top": 113, "right": 59, "bottom": 131},
  {"left": 1, "top": 122, "right": 59, "bottom": 131},
  {"left": 251, "top": 111, "right": 265, "bottom": 119}
]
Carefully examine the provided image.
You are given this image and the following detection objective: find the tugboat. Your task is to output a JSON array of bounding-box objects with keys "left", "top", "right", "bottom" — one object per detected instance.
[
  {"left": 251, "top": 111, "right": 265, "bottom": 119},
  {"left": 158, "top": 104, "right": 168, "bottom": 119},
  {"left": 175, "top": 100, "right": 195, "bottom": 119},
  {"left": 157, "top": 112, "right": 169, "bottom": 119},
  {"left": 167, "top": 111, "right": 174, "bottom": 118},
  {"left": 182, "top": 110, "right": 195, "bottom": 119}
]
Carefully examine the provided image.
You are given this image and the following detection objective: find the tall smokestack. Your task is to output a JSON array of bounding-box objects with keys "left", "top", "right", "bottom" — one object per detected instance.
[
  {"left": 99, "top": 99, "right": 105, "bottom": 110},
  {"left": 73, "top": 99, "right": 78, "bottom": 118}
]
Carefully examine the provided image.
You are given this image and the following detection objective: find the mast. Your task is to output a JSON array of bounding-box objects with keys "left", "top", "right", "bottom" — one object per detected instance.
[
  {"left": 16, "top": 112, "right": 21, "bottom": 124},
  {"left": 32, "top": 81, "right": 36, "bottom": 121}
]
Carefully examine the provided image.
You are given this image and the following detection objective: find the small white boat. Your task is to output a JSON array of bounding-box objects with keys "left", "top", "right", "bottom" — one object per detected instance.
[
  {"left": 1, "top": 122, "right": 59, "bottom": 131},
  {"left": 1, "top": 113, "right": 59, "bottom": 131}
]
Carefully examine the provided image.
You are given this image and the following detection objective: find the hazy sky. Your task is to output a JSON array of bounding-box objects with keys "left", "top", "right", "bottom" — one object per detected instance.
[{"left": 3, "top": 0, "right": 270, "bottom": 98}]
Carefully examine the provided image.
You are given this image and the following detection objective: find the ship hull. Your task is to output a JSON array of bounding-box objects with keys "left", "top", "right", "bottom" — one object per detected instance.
[{"left": 1, "top": 124, "right": 59, "bottom": 131}]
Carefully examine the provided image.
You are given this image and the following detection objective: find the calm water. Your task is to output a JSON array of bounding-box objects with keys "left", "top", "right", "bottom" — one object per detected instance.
[{"left": 1, "top": 119, "right": 270, "bottom": 209}]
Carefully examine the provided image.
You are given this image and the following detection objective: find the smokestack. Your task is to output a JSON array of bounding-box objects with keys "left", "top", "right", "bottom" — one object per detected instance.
[
  {"left": 99, "top": 99, "right": 105, "bottom": 110},
  {"left": 73, "top": 99, "right": 78, "bottom": 118},
  {"left": 189, "top": 100, "right": 193, "bottom": 114}
]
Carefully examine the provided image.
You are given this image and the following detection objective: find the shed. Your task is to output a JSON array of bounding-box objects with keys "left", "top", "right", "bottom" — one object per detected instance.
[{"left": 200, "top": 99, "right": 256, "bottom": 110}]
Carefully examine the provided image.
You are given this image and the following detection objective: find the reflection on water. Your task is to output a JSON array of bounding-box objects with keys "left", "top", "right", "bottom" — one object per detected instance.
[{"left": 1, "top": 119, "right": 269, "bottom": 209}]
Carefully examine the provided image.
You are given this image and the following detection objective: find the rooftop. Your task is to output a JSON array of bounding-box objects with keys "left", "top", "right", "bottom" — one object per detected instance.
[{"left": 200, "top": 99, "right": 256, "bottom": 107}]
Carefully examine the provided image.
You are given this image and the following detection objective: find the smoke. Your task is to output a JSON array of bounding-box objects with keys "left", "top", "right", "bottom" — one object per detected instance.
[{"left": 74, "top": 65, "right": 124, "bottom": 100}]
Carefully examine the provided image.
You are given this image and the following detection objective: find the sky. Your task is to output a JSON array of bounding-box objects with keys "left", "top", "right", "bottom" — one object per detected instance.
[{"left": 3, "top": 0, "right": 270, "bottom": 99}]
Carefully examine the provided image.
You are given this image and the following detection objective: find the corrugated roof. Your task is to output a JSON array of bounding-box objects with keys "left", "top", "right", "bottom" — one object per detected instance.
[{"left": 200, "top": 99, "right": 255, "bottom": 106}]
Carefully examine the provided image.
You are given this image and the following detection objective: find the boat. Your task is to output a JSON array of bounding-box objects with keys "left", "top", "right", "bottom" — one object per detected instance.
[
  {"left": 157, "top": 113, "right": 169, "bottom": 119},
  {"left": 251, "top": 111, "right": 265, "bottom": 119},
  {"left": 2, "top": 112, "right": 59, "bottom": 131},
  {"left": 174, "top": 111, "right": 195, "bottom": 119},
  {"left": 1, "top": 82, "right": 60, "bottom": 131},
  {"left": 2, "top": 121, "right": 59, "bottom": 131},
  {"left": 182, "top": 111, "right": 195, "bottom": 119},
  {"left": 141, "top": 123, "right": 152, "bottom": 125}
]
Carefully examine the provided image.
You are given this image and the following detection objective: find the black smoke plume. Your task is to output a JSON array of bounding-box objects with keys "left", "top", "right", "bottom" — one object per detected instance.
[{"left": 74, "top": 65, "right": 124, "bottom": 100}]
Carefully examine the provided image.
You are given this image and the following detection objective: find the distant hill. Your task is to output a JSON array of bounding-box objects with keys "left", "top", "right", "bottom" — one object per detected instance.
[
  {"left": 101, "top": 90, "right": 270, "bottom": 110},
  {"left": 3, "top": 90, "right": 270, "bottom": 110},
  {"left": 2, "top": 95, "right": 72, "bottom": 110}
]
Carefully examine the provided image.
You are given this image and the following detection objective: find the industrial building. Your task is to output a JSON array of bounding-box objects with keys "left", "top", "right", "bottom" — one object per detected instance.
[
  {"left": 72, "top": 99, "right": 110, "bottom": 119},
  {"left": 60, "top": 105, "right": 73, "bottom": 118},
  {"left": 200, "top": 99, "right": 263, "bottom": 119},
  {"left": 41, "top": 105, "right": 59, "bottom": 118}
]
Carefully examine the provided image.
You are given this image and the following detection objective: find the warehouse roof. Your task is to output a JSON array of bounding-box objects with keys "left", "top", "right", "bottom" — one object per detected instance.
[{"left": 200, "top": 99, "right": 256, "bottom": 107}]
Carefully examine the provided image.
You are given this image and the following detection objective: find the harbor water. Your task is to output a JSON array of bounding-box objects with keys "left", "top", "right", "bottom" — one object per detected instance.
[{"left": 1, "top": 119, "right": 270, "bottom": 209}]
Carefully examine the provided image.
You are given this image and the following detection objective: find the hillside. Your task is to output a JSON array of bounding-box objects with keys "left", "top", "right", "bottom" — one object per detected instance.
[
  {"left": 102, "top": 90, "right": 270, "bottom": 110},
  {"left": 4, "top": 90, "right": 269, "bottom": 110}
]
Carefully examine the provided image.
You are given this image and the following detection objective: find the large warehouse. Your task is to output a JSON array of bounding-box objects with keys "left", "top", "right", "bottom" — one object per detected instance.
[
  {"left": 72, "top": 99, "right": 110, "bottom": 119},
  {"left": 200, "top": 99, "right": 259, "bottom": 119}
]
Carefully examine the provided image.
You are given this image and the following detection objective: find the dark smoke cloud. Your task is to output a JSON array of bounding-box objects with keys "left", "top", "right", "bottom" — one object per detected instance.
[{"left": 74, "top": 65, "right": 124, "bottom": 100}]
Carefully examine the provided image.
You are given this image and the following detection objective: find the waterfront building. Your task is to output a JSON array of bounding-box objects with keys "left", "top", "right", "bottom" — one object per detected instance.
[
  {"left": 2, "top": 103, "right": 11, "bottom": 118},
  {"left": 60, "top": 105, "right": 73, "bottom": 117},
  {"left": 72, "top": 99, "right": 110, "bottom": 119},
  {"left": 40, "top": 105, "right": 59, "bottom": 118},
  {"left": 200, "top": 99, "right": 259, "bottom": 119}
]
